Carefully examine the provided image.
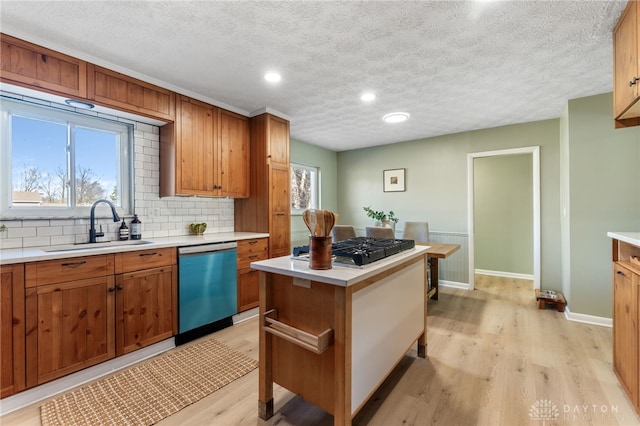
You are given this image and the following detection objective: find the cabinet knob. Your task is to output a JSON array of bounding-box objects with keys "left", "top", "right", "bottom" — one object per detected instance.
[
  {"left": 629, "top": 77, "right": 639, "bottom": 87},
  {"left": 117, "top": 285, "right": 124, "bottom": 291},
  {"left": 616, "top": 270, "right": 626, "bottom": 277},
  {"left": 108, "top": 287, "right": 116, "bottom": 292}
]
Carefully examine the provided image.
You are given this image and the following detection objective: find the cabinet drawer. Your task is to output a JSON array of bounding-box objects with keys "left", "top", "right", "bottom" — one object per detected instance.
[
  {"left": 26, "top": 255, "right": 114, "bottom": 287},
  {"left": 114, "top": 247, "right": 176, "bottom": 274},
  {"left": 237, "top": 239, "right": 268, "bottom": 269}
]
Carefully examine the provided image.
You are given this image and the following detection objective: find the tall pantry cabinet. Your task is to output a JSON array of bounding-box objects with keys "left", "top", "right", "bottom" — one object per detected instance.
[{"left": 235, "top": 113, "right": 291, "bottom": 259}]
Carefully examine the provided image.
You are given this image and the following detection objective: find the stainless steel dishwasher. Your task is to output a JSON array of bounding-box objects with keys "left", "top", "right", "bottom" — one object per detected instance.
[{"left": 176, "top": 241, "right": 238, "bottom": 345}]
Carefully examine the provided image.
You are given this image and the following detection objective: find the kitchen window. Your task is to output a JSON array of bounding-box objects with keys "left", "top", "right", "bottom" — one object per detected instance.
[
  {"left": 0, "top": 97, "right": 133, "bottom": 218},
  {"left": 290, "top": 163, "right": 319, "bottom": 215}
]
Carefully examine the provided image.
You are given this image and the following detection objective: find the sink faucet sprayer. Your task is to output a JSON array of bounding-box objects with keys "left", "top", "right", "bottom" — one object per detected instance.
[{"left": 89, "top": 199, "right": 120, "bottom": 243}]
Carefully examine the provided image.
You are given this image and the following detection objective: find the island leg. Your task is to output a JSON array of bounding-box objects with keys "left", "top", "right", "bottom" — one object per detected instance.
[
  {"left": 258, "top": 272, "right": 274, "bottom": 419},
  {"left": 418, "top": 254, "right": 428, "bottom": 358}
]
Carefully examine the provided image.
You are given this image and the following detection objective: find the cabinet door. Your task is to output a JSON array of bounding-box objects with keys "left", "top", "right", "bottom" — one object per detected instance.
[
  {"left": 614, "top": 1, "right": 640, "bottom": 120},
  {"left": 237, "top": 268, "right": 260, "bottom": 312},
  {"left": 176, "top": 96, "right": 218, "bottom": 196},
  {"left": 87, "top": 65, "right": 175, "bottom": 121},
  {"left": 1, "top": 34, "right": 87, "bottom": 98},
  {"left": 267, "top": 115, "right": 290, "bottom": 167},
  {"left": 1, "top": 264, "right": 25, "bottom": 398},
  {"left": 115, "top": 266, "right": 175, "bottom": 356},
  {"left": 25, "top": 276, "right": 115, "bottom": 387},
  {"left": 270, "top": 166, "right": 291, "bottom": 257},
  {"left": 613, "top": 263, "right": 639, "bottom": 405},
  {"left": 219, "top": 109, "right": 250, "bottom": 198}
]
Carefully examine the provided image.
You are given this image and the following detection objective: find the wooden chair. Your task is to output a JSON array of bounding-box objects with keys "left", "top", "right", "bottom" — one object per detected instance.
[
  {"left": 365, "top": 226, "right": 395, "bottom": 239},
  {"left": 331, "top": 225, "right": 357, "bottom": 242}
]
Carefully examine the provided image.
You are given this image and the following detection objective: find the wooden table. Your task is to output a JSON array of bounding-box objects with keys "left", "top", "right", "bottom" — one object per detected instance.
[{"left": 417, "top": 242, "right": 461, "bottom": 300}]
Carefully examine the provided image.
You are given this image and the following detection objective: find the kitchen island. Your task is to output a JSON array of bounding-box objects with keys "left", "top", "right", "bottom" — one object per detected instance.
[{"left": 251, "top": 246, "right": 429, "bottom": 426}]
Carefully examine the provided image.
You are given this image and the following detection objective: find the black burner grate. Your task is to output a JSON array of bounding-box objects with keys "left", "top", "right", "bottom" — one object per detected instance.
[{"left": 293, "top": 237, "right": 415, "bottom": 266}]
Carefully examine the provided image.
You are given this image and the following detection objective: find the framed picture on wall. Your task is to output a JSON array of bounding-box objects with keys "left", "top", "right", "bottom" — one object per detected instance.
[{"left": 383, "top": 168, "right": 406, "bottom": 192}]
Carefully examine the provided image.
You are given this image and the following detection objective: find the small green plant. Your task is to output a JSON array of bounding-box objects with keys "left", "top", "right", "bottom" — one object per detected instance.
[
  {"left": 363, "top": 206, "right": 399, "bottom": 223},
  {"left": 0, "top": 224, "right": 6, "bottom": 232}
]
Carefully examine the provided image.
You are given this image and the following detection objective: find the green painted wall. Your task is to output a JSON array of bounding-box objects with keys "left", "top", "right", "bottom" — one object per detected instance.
[
  {"left": 474, "top": 154, "right": 533, "bottom": 274},
  {"left": 290, "top": 138, "right": 338, "bottom": 247},
  {"left": 336, "top": 118, "right": 562, "bottom": 291},
  {"left": 563, "top": 93, "right": 640, "bottom": 317}
]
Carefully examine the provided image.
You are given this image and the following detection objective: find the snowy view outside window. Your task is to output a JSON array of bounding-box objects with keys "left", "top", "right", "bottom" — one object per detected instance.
[{"left": 290, "top": 163, "right": 318, "bottom": 215}]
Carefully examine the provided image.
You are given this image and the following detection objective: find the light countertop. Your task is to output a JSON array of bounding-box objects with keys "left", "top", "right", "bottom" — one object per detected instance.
[
  {"left": 607, "top": 232, "right": 640, "bottom": 247},
  {"left": 250, "top": 245, "right": 429, "bottom": 287},
  {"left": 0, "top": 232, "right": 269, "bottom": 265}
]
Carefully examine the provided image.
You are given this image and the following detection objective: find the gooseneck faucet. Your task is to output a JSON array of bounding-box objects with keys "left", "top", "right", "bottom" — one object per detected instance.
[{"left": 89, "top": 199, "right": 121, "bottom": 243}]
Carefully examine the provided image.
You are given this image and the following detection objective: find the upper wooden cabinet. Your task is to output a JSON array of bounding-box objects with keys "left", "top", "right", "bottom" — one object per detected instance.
[
  {"left": 613, "top": 1, "right": 640, "bottom": 127},
  {"left": 160, "top": 95, "right": 249, "bottom": 198},
  {"left": 87, "top": 65, "right": 175, "bottom": 121},
  {"left": 1, "top": 33, "right": 87, "bottom": 98}
]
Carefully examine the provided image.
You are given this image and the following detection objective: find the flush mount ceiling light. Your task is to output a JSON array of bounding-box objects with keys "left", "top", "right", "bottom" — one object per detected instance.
[
  {"left": 264, "top": 72, "right": 282, "bottom": 83},
  {"left": 360, "top": 92, "right": 376, "bottom": 102},
  {"left": 65, "top": 99, "right": 95, "bottom": 109},
  {"left": 383, "top": 112, "right": 410, "bottom": 123}
]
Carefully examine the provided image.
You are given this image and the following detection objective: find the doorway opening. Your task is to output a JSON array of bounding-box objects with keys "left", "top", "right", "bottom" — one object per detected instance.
[{"left": 467, "top": 146, "right": 540, "bottom": 291}]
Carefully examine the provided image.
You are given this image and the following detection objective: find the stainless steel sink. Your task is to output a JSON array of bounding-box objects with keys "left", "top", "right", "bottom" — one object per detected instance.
[{"left": 42, "top": 240, "right": 154, "bottom": 252}]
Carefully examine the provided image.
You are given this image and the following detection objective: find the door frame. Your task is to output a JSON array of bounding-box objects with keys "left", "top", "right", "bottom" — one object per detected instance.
[{"left": 467, "top": 146, "right": 540, "bottom": 290}]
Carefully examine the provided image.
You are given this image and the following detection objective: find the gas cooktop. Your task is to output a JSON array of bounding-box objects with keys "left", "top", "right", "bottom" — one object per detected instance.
[{"left": 292, "top": 237, "right": 415, "bottom": 267}]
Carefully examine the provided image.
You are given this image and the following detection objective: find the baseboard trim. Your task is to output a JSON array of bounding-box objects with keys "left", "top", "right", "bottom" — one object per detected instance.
[
  {"left": 564, "top": 306, "right": 612, "bottom": 328},
  {"left": 475, "top": 269, "right": 534, "bottom": 281},
  {"left": 440, "top": 280, "right": 469, "bottom": 290},
  {"left": 0, "top": 339, "right": 175, "bottom": 416},
  {"left": 233, "top": 307, "right": 259, "bottom": 324}
]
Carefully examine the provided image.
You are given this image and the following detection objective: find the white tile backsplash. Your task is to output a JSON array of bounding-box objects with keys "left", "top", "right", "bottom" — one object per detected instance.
[{"left": 0, "top": 96, "right": 235, "bottom": 248}]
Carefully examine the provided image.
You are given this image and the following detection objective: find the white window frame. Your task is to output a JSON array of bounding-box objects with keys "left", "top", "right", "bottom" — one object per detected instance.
[
  {"left": 290, "top": 162, "right": 319, "bottom": 215},
  {"left": 0, "top": 97, "right": 134, "bottom": 219}
]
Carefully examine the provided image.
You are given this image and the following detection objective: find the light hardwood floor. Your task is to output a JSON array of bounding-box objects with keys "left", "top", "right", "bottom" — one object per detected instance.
[{"left": 3, "top": 276, "right": 639, "bottom": 425}]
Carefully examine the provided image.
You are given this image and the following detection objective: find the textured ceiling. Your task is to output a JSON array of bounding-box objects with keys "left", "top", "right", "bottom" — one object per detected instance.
[{"left": 0, "top": 0, "right": 628, "bottom": 152}]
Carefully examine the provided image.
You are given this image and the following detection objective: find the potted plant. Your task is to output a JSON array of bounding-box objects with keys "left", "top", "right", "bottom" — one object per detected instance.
[{"left": 363, "top": 206, "right": 399, "bottom": 228}]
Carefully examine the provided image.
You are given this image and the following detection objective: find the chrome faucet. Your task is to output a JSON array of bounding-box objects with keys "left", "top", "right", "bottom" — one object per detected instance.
[{"left": 89, "top": 199, "right": 120, "bottom": 243}]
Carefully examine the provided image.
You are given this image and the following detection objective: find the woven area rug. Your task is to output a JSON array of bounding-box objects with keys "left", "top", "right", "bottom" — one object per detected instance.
[{"left": 40, "top": 338, "right": 258, "bottom": 426}]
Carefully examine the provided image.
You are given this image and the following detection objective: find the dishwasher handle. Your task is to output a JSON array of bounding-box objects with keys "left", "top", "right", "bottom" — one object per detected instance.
[{"left": 178, "top": 241, "right": 238, "bottom": 255}]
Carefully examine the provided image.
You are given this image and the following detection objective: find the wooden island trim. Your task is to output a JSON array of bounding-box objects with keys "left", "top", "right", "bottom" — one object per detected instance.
[{"left": 254, "top": 247, "right": 429, "bottom": 426}]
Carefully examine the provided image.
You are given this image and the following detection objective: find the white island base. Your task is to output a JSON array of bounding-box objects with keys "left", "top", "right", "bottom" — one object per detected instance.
[{"left": 251, "top": 246, "right": 429, "bottom": 426}]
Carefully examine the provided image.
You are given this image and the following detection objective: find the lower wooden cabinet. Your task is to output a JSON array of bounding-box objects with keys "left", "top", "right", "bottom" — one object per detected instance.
[
  {"left": 1, "top": 264, "right": 25, "bottom": 398},
  {"left": 25, "top": 275, "right": 116, "bottom": 387},
  {"left": 612, "top": 238, "right": 640, "bottom": 414},
  {"left": 23, "top": 248, "right": 177, "bottom": 389},
  {"left": 237, "top": 238, "right": 268, "bottom": 312},
  {"left": 115, "top": 265, "right": 176, "bottom": 355}
]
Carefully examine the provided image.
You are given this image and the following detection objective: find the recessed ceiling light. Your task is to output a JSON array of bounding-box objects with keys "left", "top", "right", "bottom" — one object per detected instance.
[
  {"left": 65, "top": 99, "right": 95, "bottom": 109},
  {"left": 383, "top": 112, "right": 410, "bottom": 123},
  {"left": 264, "top": 72, "right": 282, "bottom": 83},
  {"left": 361, "top": 93, "right": 376, "bottom": 102}
]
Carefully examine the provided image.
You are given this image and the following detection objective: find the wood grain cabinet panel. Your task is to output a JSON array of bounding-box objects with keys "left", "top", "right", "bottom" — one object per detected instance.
[
  {"left": 1, "top": 33, "right": 87, "bottom": 98},
  {"left": 235, "top": 113, "right": 291, "bottom": 259},
  {"left": 87, "top": 64, "right": 175, "bottom": 121},
  {"left": 0, "top": 264, "right": 25, "bottom": 398},
  {"left": 613, "top": 1, "right": 640, "bottom": 127},
  {"left": 612, "top": 238, "right": 640, "bottom": 413},
  {"left": 25, "top": 276, "right": 116, "bottom": 387},
  {"left": 160, "top": 96, "right": 249, "bottom": 198},
  {"left": 237, "top": 238, "right": 269, "bottom": 312}
]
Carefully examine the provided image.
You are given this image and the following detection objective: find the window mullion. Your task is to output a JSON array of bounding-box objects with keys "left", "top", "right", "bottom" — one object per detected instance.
[{"left": 67, "top": 122, "right": 75, "bottom": 208}]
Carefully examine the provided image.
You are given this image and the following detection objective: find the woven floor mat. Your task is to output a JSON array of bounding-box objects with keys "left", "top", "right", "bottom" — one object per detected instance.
[{"left": 40, "top": 338, "right": 258, "bottom": 426}]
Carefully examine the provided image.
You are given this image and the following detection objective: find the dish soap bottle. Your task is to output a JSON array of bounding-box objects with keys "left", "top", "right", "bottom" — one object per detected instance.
[
  {"left": 130, "top": 214, "right": 142, "bottom": 240},
  {"left": 118, "top": 219, "right": 129, "bottom": 241}
]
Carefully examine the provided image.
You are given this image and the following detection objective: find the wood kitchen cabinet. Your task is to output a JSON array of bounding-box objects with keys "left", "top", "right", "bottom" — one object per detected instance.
[
  {"left": 114, "top": 248, "right": 177, "bottom": 356},
  {"left": 613, "top": 1, "right": 640, "bottom": 128},
  {"left": 237, "top": 238, "right": 269, "bottom": 312},
  {"left": 160, "top": 95, "right": 249, "bottom": 198},
  {"left": 0, "top": 33, "right": 87, "bottom": 99},
  {"left": 25, "top": 255, "right": 116, "bottom": 387},
  {"left": 235, "top": 113, "right": 291, "bottom": 258},
  {"left": 612, "top": 238, "right": 640, "bottom": 413},
  {"left": 87, "top": 64, "right": 175, "bottom": 121},
  {"left": 1, "top": 264, "right": 25, "bottom": 398}
]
